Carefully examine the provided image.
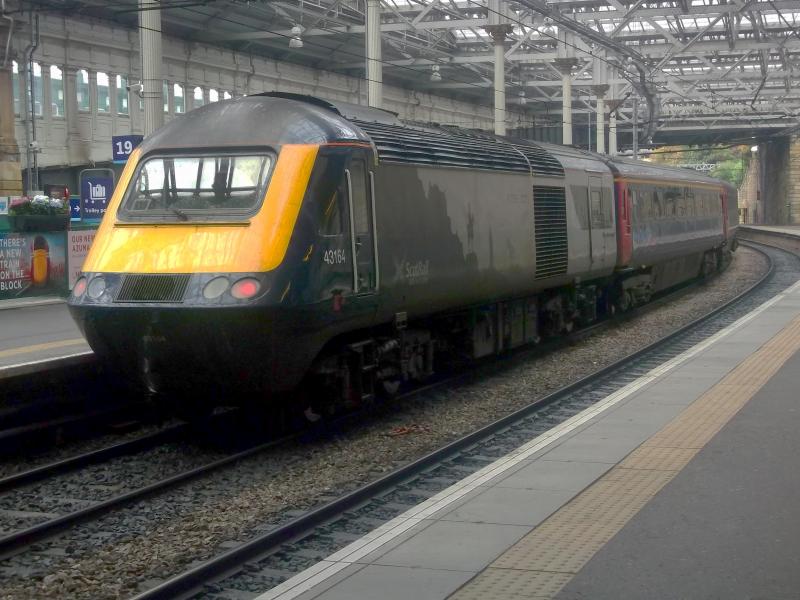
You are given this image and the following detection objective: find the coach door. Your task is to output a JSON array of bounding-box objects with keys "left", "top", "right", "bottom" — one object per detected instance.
[
  {"left": 588, "top": 174, "right": 606, "bottom": 265},
  {"left": 345, "top": 156, "right": 378, "bottom": 295}
]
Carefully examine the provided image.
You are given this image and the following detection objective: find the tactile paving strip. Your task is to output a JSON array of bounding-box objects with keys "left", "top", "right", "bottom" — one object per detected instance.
[{"left": 449, "top": 316, "right": 800, "bottom": 600}]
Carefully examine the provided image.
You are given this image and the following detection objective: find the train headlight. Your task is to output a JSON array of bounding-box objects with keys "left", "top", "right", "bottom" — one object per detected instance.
[
  {"left": 203, "top": 276, "right": 230, "bottom": 299},
  {"left": 231, "top": 277, "right": 260, "bottom": 299},
  {"left": 73, "top": 277, "right": 88, "bottom": 298},
  {"left": 87, "top": 276, "right": 106, "bottom": 299}
]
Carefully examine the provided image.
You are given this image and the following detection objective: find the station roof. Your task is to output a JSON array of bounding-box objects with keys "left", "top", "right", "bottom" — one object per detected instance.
[{"left": 21, "top": 0, "right": 800, "bottom": 147}]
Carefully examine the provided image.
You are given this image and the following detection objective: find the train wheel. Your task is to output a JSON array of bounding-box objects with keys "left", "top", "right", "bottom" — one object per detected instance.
[{"left": 379, "top": 378, "right": 402, "bottom": 399}]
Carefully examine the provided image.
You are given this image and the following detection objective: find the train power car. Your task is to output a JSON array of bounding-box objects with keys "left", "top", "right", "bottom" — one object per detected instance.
[{"left": 68, "top": 93, "right": 736, "bottom": 415}]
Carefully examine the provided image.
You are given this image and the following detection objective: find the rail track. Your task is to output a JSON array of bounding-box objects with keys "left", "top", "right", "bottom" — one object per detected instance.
[
  {"left": 125, "top": 241, "right": 794, "bottom": 600},
  {"left": 0, "top": 243, "right": 780, "bottom": 597}
]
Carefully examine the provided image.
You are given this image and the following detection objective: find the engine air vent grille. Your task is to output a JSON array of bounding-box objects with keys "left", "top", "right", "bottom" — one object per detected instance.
[
  {"left": 353, "top": 120, "right": 564, "bottom": 177},
  {"left": 115, "top": 274, "right": 190, "bottom": 303},
  {"left": 533, "top": 186, "right": 568, "bottom": 279}
]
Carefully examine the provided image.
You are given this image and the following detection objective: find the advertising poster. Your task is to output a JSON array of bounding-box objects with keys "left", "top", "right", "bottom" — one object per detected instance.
[
  {"left": 68, "top": 229, "right": 97, "bottom": 289},
  {"left": 0, "top": 232, "right": 67, "bottom": 299}
]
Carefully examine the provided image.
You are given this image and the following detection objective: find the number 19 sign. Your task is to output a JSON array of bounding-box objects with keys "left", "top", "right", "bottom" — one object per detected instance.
[{"left": 112, "top": 135, "right": 144, "bottom": 164}]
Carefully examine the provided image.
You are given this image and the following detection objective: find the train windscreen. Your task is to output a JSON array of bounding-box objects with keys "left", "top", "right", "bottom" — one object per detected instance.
[{"left": 119, "top": 153, "right": 273, "bottom": 221}]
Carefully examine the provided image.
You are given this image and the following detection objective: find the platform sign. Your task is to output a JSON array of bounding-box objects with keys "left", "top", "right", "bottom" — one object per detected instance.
[
  {"left": 79, "top": 168, "right": 115, "bottom": 222},
  {"left": 112, "top": 135, "right": 143, "bottom": 164},
  {"left": 69, "top": 196, "right": 81, "bottom": 221},
  {"left": 0, "top": 197, "right": 7, "bottom": 215}
]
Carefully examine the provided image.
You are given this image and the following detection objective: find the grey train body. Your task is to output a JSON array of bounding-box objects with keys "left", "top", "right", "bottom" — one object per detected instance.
[{"left": 68, "top": 93, "right": 737, "bottom": 407}]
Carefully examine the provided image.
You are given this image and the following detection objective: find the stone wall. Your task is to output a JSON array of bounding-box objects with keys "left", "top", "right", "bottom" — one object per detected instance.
[
  {"left": 761, "top": 137, "right": 790, "bottom": 225},
  {"left": 0, "top": 41, "right": 21, "bottom": 196},
  {"left": 737, "top": 152, "right": 759, "bottom": 223},
  {"left": 790, "top": 135, "right": 800, "bottom": 223}
]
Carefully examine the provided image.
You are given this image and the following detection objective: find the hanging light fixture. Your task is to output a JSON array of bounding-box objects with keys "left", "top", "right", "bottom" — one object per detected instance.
[
  {"left": 518, "top": 88, "right": 526, "bottom": 105},
  {"left": 430, "top": 65, "right": 442, "bottom": 82},
  {"left": 540, "top": 18, "right": 555, "bottom": 38},
  {"left": 289, "top": 24, "right": 303, "bottom": 48}
]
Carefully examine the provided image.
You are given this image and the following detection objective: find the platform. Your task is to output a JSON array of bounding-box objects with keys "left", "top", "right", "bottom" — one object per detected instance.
[
  {"left": 0, "top": 299, "right": 91, "bottom": 379},
  {"left": 256, "top": 275, "right": 800, "bottom": 599}
]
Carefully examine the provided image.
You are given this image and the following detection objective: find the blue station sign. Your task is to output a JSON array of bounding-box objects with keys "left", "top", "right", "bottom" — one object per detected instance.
[
  {"left": 81, "top": 177, "right": 114, "bottom": 220},
  {"left": 69, "top": 196, "right": 81, "bottom": 221},
  {"left": 112, "top": 134, "right": 144, "bottom": 163}
]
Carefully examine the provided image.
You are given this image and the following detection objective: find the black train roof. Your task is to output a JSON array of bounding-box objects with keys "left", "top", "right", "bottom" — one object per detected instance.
[
  {"left": 140, "top": 92, "right": 564, "bottom": 177},
  {"left": 263, "top": 93, "right": 565, "bottom": 177}
]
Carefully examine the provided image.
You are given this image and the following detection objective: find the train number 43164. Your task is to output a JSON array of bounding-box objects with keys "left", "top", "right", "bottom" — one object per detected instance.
[{"left": 323, "top": 249, "right": 347, "bottom": 265}]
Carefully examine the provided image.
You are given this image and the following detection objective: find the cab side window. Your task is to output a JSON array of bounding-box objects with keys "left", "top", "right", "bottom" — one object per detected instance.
[{"left": 317, "top": 157, "right": 347, "bottom": 236}]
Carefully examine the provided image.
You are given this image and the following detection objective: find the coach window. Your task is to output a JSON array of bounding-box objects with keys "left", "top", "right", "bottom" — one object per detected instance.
[
  {"left": 319, "top": 160, "right": 347, "bottom": 236},
  {"left": 97, "top": 72, "right": 110, "bottom": 113},
  {"left": 116, "top": 75, "right": 129, "bottom": 115},
  {"left": 50, "top": 66, "right": 64, "bottom": 117},
  {"left": 174, "top": 83, "right": 185, "bottom": 113},
  {"left": 347, "top": 158, "right": 375, "bottom": 291},
  {"left": 590, "top": 187, "right": 604, "bottom": 227},
  {"left": 652, "top": 189, "right": 662, "bottom": 219}
]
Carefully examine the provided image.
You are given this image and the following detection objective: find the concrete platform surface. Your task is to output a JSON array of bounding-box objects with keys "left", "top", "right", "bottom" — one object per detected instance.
[
  {"left": 254, "top": 276, "right": 800, "bottom": 600},
  {"left": 0, "top": 301, "right": 90, "bottom": 375}
]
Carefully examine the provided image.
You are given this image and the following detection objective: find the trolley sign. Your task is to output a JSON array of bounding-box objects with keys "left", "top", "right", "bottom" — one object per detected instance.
[
  {"left": 112, "top": 135, "right": 144, "bottom": 164},
  {"left": 79, "top": 168, "right": 116, "bottom": 221}
]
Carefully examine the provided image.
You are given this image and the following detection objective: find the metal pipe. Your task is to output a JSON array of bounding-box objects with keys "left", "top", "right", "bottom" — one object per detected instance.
[
  {"left": 21, "top": 11, "right": 37, "bottom": 194},
  {"left": 596, "top": 96, "right": 605, "bottom": 155},
  {"left": 632, "top": 96, "right": 639, "bottom": 160},
  {"left": 609, "top": 109, "right": 617, "bottom": 156},
  {"left": 587, "top": 110, "right": 592, "bottom": 152},
  {"left": 493, "top": 38, "right": 505, "bottom": 136},
  {"left": 366, "top": 0, "right": 382, "bottom": 108},
  {"left": 561, "top": 72, "right": 571, "bottom": 145},
  {"left": 29, "top": 13, "right": 38, "bottom": 193}
]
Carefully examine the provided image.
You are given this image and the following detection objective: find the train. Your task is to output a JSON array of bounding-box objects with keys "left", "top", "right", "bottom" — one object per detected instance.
[{"left": 68, "top": 92, "right": 738, "bottom": 416}]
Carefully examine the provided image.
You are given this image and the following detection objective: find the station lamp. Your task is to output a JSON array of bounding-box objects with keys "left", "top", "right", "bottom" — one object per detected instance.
[{"left": 289, "top": 24, "right": 303, "bottom": 48}]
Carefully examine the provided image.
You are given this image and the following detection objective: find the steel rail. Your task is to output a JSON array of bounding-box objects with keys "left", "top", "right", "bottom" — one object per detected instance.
[
  {"left": 0, "top": 423, "right": 187, "bottom": 494},
  {"left": 0, "top": 429, "right": 297, "bottom": 559},
  {"left": 0, "top": 401, "right": 157, "bottom": 455},
  {"left": 132, "top": 241, "right": 775, "bottom": 600}
]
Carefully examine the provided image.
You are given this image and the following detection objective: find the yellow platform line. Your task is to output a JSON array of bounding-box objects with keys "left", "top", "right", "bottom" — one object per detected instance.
[
  {"left": 0, "top": 338, "right": 88, "bottom": 360},
  {"left": 449, "top": 316, "right": 800, "bottom": 600}
]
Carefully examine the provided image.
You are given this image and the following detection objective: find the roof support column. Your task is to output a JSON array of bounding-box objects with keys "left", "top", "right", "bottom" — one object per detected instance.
[
  {"left": 591, "top": 57, "right": 609, "bottom": 155},
  {"left": 139, "top": 0, "right": 163, "bottom": 136},
  {"left": 592, "top": 87, "right": 608, "bottom": 155},
  {"left": 366, "top": 0, "right": 382, "bottom": 109},
  {"left": 484, "top": 25, "right": 512, "bottom": 137},
  {"left": 0, "top": 41, "right": 21, "bottom": 196},
  {"left": 607, "top": 96, "right": 622, "bottom": 157},
  {"left": 485, "top": 0, "right": 511, "bottom": 137},
  {"left": 554, "top": 58, "right": 578, "bottom": 146}
]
